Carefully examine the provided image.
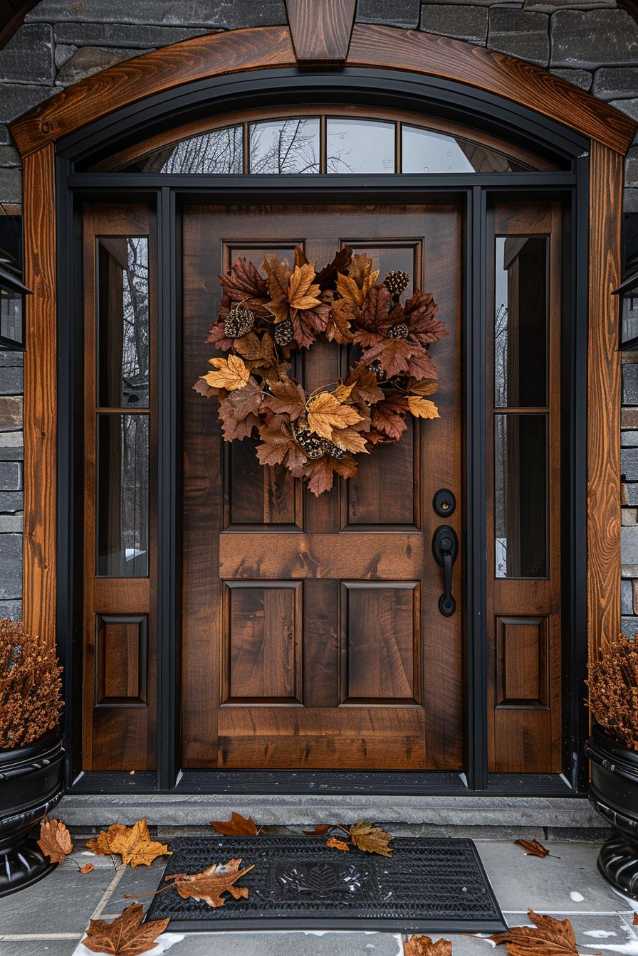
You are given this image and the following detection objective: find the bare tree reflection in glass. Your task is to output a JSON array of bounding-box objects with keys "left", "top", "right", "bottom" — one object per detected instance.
[
  {"left": 249, "top": 119, "right": 320, "bottom": 174},
  {"left": 132, "top": 125, "right": 243, "bottom": 174}
]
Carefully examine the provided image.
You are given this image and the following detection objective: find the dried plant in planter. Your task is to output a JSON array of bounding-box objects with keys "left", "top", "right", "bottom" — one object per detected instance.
[
  {"left": 0, "top": 619, "right": 63, "bottom": 749},
  {"left": 588, "top": 635, "right": 638, "bottom": 751}
]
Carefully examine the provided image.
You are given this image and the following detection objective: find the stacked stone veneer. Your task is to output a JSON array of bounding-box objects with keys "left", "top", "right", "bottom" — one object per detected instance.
[{"left": 1, "top": 0, "right": 638, "bottom": 627}]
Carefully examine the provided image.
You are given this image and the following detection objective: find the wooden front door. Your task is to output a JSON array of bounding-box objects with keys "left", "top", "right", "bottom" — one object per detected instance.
[{"left": 181, "top": 202, "right": 464, "bottom": 770}]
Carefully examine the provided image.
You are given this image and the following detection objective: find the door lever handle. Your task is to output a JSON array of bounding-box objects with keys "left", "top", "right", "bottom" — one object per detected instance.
[{"left": 432, "top": 524, "right": 458, "bottom": 617}]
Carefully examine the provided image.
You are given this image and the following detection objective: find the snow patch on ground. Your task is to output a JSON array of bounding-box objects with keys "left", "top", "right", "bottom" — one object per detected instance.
[
  {"left": 571, "top": 892, "right": 586, "bottom": 902},
  {"left": 584, "top": 931, "right": 619, "bottom": 938}
]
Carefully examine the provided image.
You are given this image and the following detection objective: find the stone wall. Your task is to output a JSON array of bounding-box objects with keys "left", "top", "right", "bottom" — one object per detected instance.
[{"left": 1, "top": 0, "right": 638, "bottom": 627}]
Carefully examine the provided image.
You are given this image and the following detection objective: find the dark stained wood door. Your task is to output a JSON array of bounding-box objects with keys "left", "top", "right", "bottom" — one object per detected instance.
[{"left": 181, "top": 202, "right": 463, "bottom": 770}]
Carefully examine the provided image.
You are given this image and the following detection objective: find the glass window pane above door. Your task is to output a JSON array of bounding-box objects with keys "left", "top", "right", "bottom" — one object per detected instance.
[
  {"left": 97, "top": 413, "right": 149, "bottom": 577},
  {"left": 494, "top": 236, "right": 548, "bottom": 408},
  {"left": 97, "top": 236, "right": 150, "bottom": 409},
  {"left": 402, "top": 125, "right": 530, "bottom": 173},
  {"left": 249, "top": 118, "right": 320, "bottom": 174},
  {"left": 327, "top": 118, "right": 395, "bottom": 173},
  {"left": 123, "top": 125, "right": 243, "bottom": 173}
]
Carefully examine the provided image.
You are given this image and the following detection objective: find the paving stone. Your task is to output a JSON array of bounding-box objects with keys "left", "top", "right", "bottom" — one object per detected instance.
[
  {"left": 55, "top": 46, "right": 148, "bottom": 85},
  {"left": 488, "top": 8, "right": 550, "bottom": 66},
  {"left": 420, "top": 4, "right": 488, "bottom": 44},
  {"left": 476, "top": 840, "right": 628, "bottom": 913},
  {"left": 622, "top": 578, "right": 633, "bottom": 614},
  {"left": 0, "top": 396, "right": 22, "bottom": 431},
  {"left": 622, "top": 615, "right": 638, "bottom": 636},
  {"left": 357, "top": 0, "right": 421, "bottom": 27},
  {"left": 0, "top": 462, "right": 21, "bottom": 490},
  {"left": 594, "top": 66, "right": 638, "bottom": 100},
  {"left": 100, "top": 859, "right": 166, "bottom": 915},
  {"left": 632, "top": 578, "right": 638, "bottom": 612},
  {"left": 0, "top": 857, "right": 116, "bottom": 934},
  {"left": 0, "top": 82, "right": 56, "bottom": 124},
  {"left": 610, "top": 98, "right": 638, "bottom": 121},
  {"left": 148, "top": 931, "right": 405, "bottom": 956},
  {"left": 551, "top": 9, "right": 638, "bottom": 69},
  {"left": 622, "top": 524, "right": 638, "bottom": 562},
  {"left": 53, "top": 21, "right": 211, "bottom": 49},
  {"left": 623, "top": 363, "right": 638, "bottom": 404},
  {"left": 0, "top": 144, "right": 20, "bottom": 167},
  {"left": 551, "top": 68, "right": 592, "bottom": 91},
  {"left": 626, "top": 147, "right": 638, "bottom": 188},
  {"left": 0, "top": 167, "right": 21, "bottom": 205},
  {"left": 27, "top": 0, "right": 288, "bottom": 28},
  {"left": 525, "top": 0, "right": 615, "bottom": 9},
  {"left": 0, "top": 942, "right": 79, "bottom": 956},
  {"left": 0, "top": 125, "right": 11, "bottom": 146},
  {"left": 0, "top": 23, "right": 53, "bottom": 85},
  {"left": 624, "top": 188, "right": 638, "bottom": 213},
  {"left": 0, "top": 599, "right": 20, "bottom": 620},
  {"left": 0, "top": 533, "right": 21, "bottom": 600},
  {"left": 0, "top": 366, "right": 24, "bottom": 394},
  {"left": 544, "top": 826, "right": 612, "bottom": 841}
]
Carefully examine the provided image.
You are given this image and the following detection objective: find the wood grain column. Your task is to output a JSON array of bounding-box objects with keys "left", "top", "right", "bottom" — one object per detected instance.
[
  {"left": 22, "top": 143, "right": 56, "bottom": 644},
  {"left": 587, "top": 140, "right": 623, "bottom": 660}
]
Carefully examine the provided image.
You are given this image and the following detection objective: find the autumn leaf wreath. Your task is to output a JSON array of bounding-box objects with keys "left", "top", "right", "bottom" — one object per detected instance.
[{"left": 194, "top": 246, "right": 447, "bottom": 496}]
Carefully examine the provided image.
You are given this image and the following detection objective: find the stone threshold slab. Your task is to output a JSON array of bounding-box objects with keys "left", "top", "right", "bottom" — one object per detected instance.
[{"left": 57, "top": 793, "right": 605, "bottom": 828}]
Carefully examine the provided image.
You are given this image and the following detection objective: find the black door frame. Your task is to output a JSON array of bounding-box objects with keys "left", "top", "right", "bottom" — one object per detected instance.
[{"left": 54, "top": 68, "right": 589, "bottom": 797}]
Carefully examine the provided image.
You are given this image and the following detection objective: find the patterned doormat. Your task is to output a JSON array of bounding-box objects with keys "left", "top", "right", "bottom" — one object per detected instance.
[{"left": 146, "top": 835, "right": 506, "bottom": 933}]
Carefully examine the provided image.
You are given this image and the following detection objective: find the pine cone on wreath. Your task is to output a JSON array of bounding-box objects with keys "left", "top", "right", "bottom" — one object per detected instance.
[
  {"left": 388, "top": 322, "right": 409, "bottom": 340},
  {"left": 294, "top": 428, "right": 325, "bottom": 460},
  {"left": 322, "top": 439, "right": 346, "bottom": 460},
  {"left": 224, "top": 303, "right": 255, "bottom": 338},
  {"left": 274, "top": 317, "right": 294, "bottom": 347},
  {"left": 384, "top": 270, "right": 410, "bottom": 300}
]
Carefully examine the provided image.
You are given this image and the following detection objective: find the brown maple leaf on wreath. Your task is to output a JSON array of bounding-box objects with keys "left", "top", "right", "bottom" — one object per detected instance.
[{"left": 194, "top": 246, "right": 447, "bottom": 495}]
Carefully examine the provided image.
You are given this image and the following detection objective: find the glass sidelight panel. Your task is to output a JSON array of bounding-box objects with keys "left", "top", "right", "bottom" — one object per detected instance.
[
  {"left": 97, "top": 414, "right": 149, "bottom": 577},
  {"left": 327, "top": 118, "right": 395, "bottom": 173},
  {"left": 494, "top": 236, "right": 548, "bottom": 408},
  {"left": 97, "top": 236, "right": 150, "bottom": 408},
  {"left": 249, "top": 118, "right": 320, "bottom": 174},
  {"left": 494, "top": 414, "right": 547, "bottom": 579}
]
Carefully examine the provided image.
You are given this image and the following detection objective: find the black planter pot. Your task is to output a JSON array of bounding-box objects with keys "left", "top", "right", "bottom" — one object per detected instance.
[
  {"left": 0, "top": 732, "right": 65, "bottom": 896},
  {"left": 585, "top": 725, "right": 638, "bottom": 901}
]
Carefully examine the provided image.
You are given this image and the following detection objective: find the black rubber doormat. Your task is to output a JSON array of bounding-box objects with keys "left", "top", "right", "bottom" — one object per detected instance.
[{"left": 147, "top": 835, "right": 506, "bottom": 933}]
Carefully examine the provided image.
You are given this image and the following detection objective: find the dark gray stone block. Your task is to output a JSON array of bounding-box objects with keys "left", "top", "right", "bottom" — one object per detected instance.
[
  {"left": 551, "top": 9, "right": 638, "bottom": 69},
  {"left": 0, "top": 166, "right": 21, "bottom": 205},
  {"left": 626, "top": 147, "right": 638, "bottom": 188},
  {"left": 0, "top": 436, "right": 23, "bottom": 462},
  {"left": 610, "top": 98, "right": 638, "bottom": 121},
  {"left": 623, "top": 363, "right": 638, "bottom": 404},
  {"left": 623, "top": 481, "right": 638, "bottom": 505},
  {"left": 0, "top": 82, "right": 56, "bottom": 123},
  {"left": 0, "top": 23, "right": 53, "bottom": 85},
  {"left": 0, "top": 463, "right": 21, "bottom": 491},
  {"left": 0, "top": 599, "right": 21, "bottom": 620},
  {"left": 54, "top": 43, "right": 77, "bottom": 70},
  {"left": 27, "top": 0, "right": 287, "bottom": 28},
  {"left": 53, "top": 21, "right": 211, "bottom": 49},
  {"left": 0, "top": 144, "right": 19, "bottom": 167},
  {"left": 0, "top": 492, "right": 23, "bottom": 513},
  {"left": 0, "top": 353, "right": 23, "bottom": 367},
  {"left": 550, "top": 68, "right": 592, "bottom": 91},
  {"left": 624, "top": 188, "right": 638, "bottom": 213},
  {"left": 0, "top": 125, "right": 11, "bottom": 146},
  {"left": 0, "top": 396, "right": 22, "bottom": 431},
  {"left": 0, "top": 515, "right": 22, "bottom": 533},
  {"left": 420, "top": 4, "right": 488, "bottom": 44},
  {"left": 622, "top": 578, "right": 633, "bottom": 614},
  {"left": 488, "top": 8, "right": 549, "bottom": 66},
  {"left": 622, "top": 447, "right": 638, "bottom": 480},
  {"left": 0, "top": 366, "right": 23, "bottom": 394},
  {"left": 593, "top": 66, "right": 638, "bottom": 100},
  {"left": 525, "top": 0, "right": 614, "bottom": 8},
  {"left": 0, "top": 533, "right": 21, "bottom": 600},
  {"left": 357, "top": 0, "right": 420, "bottom": 27},
  {"left": 56, "top": 46, "right": 148, "bottom": 85},
  {"left": 622, "top": 615, "right": 638, "bottom": 636}
]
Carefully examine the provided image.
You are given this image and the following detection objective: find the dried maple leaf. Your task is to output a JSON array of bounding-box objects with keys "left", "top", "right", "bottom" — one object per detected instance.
[
  {"left": 316, "top": 246, "right": 352, "bottom": 290},
  {"left": 193, "top": 377, "right": 217, "bottom": 398},
  {"left": 361, "top": 284, "right": 391, "bottom": 330},
  {"left": 210, "top": 812, "right": 259, "bottom": 837},
  {"left": 405, "top": 936, "right": 452, "bottom": 956},
  {"left": 409, "top": 380, "right": 438, "bottom": 397},
  {"left": 349, "top": 821, "right": 393, "bottom": 857},
  {"left": 263, "top": 379, "right": 306, "bottom": 420},
  {"left": 167, "top": 858, "right": 255, "bottom": 909},
  {"left": 362, "top": 338, "right": 418, "bottom": 378},
  {"left": 371, "top": 397, "right": 409, "bottom": 441},
  {"left": 233, "top": 332, "right": 276, "bottom": 368},
  {"left": 83, "top": 903, "right": 169, "bottom": 956},
  {"left": 515, "top": 839, "right": 550, "bottom": 859},
  {"left": 256, "top": 418, "right": 302, "bottom": 468},
  {"left": 103, "top": 819, "right": 170, "bottom": 868},
  {"left": 326, "top": 298, "right": 356, "bottom": 343},
  {"left": 337, "top": 272, "right": 368, "bottom": 307},
  {"left": 326, "top": 837, "right": 350, "bottom": 852},
  {"left": 349, "top": 253, "right": 378, "bottom": 286},
  {"left": 407, "top": 396, "right": 439, "bottom": 419},
  {"left": 80, "top": 863, "right": 95, "bottom": 874},
  {"left": 263, "top": 256, "right": 292, "bottom": 324},
  {"left": 292, "top": 302, "right": 331, "bottom": 348},
  {"left": 38, "top": 817, "right": 73, "bottom": 864},
  {"left": 306, "top": 391, "right": 363, "bottom": 440},
  {"left": 406, "top": 348, "right": 438, "bottom": 382},
  {"left": 305, "top": 457, "right": 338, "bottom": 496},
  {"left": 491, "top": 910, "right": 578, "bottom": 956},
  {"left": 86, "top": 823, "right": 129, "bottom": 856},
  {"left": 304, "top": 824, "right": 335, "bottom": 835},
  {"left": 219, "top": 257, "right": 268, "bottom": 303},
  {"left": 204, "top": 355, "right": 250, "bottom": 392},
  {"left": 294, "top": 245, "right": 309, "bottom": 268},
  {"left": 288, "top": 263, "right": 321, "bottom": 311},
  {"left": 331, "top": 427, "right": 369, "bottom": 455},
  {"left": 347, "top": 367, "right": 385, "bottom": 405}
]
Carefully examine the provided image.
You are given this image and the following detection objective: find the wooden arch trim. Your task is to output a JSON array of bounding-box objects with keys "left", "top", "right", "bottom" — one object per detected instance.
[{"left": 10, "top": 24, "right": 636, "bottom": 157}]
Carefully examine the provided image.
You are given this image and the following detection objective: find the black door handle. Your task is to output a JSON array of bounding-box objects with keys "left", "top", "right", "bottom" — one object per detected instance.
[{"left": 432, "top": 524, "right": 458, "bottom": 617}]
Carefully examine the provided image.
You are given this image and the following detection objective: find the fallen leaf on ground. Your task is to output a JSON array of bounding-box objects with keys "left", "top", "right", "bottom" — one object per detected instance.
[
  {"left": 326, "top": 837, "right": 350, "bottom": 852},
  {"left": 210, "top": 812, "right": 259, "bottom": 837},
  {"left": 515, "top": 839, "right": 550, "bottom": 859},
  {"left": 304, "top": 824, "right": 335, "bottom": 836},
  {"left": 166, "top": 858, "right": 255, "bottom": 909},
  {"left": 82, "top": 902, "right": 169, "bottom": 955},
  {"left": 87, "top": 819, "right": 170, "bottom": 867},
  {"left": 405, "top": 936, "right": 453, "bottom": 956},
  {"left": 80, "top": 863, "right": 95, "bottom": 874},
  {"left": 38, "top": 817, "right": 73, "bottom": 864},
  {"left": 634, "top": 913, "right": 638, "bottom": 925},
  {"left": 349, "top": 821, "right": 393, "bottom": 858},
  {"left": 491, "top": 910, "right": 578, "bottom": 956}
]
